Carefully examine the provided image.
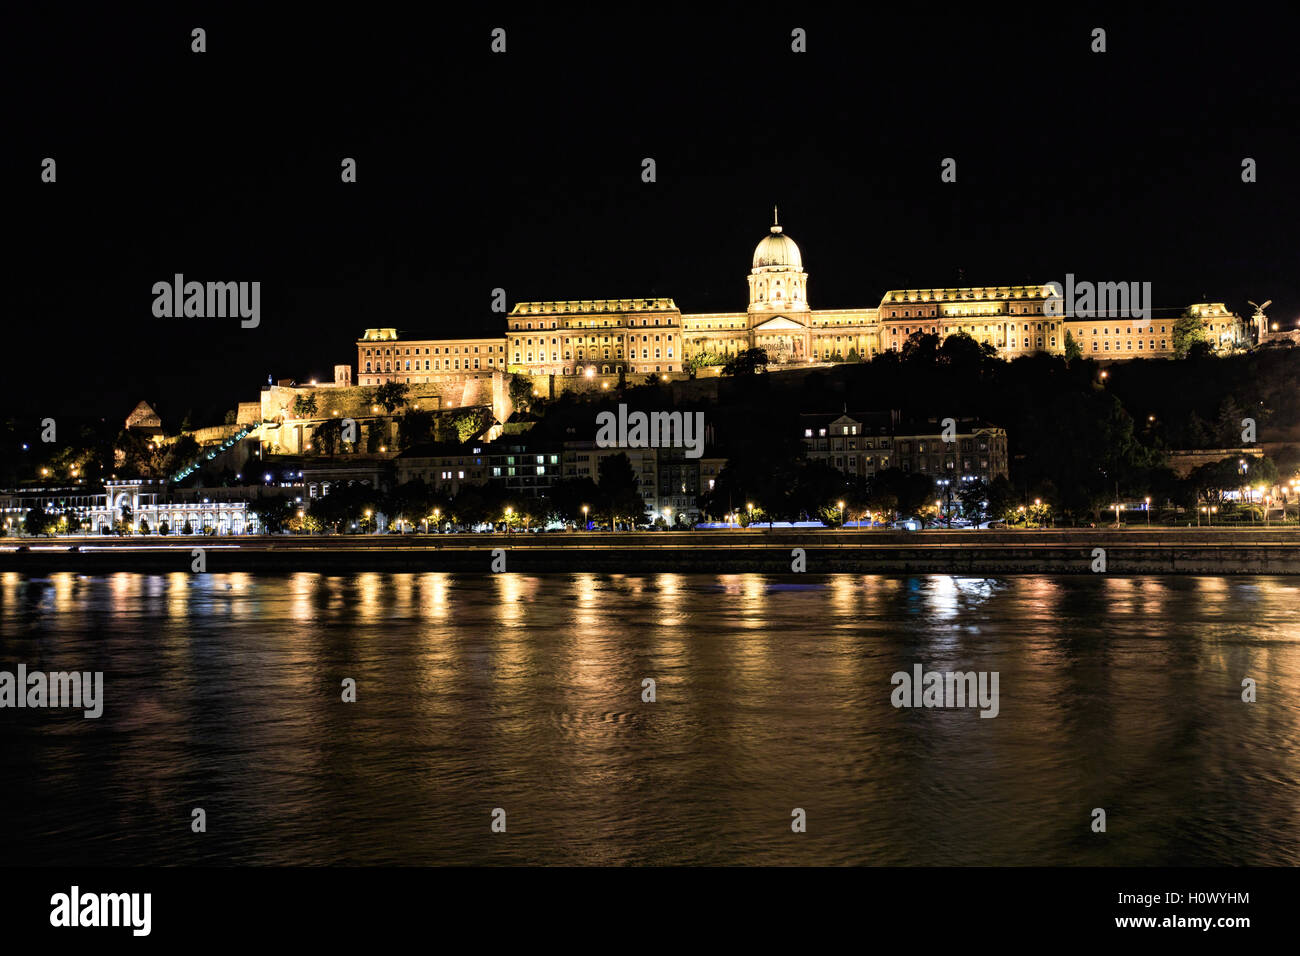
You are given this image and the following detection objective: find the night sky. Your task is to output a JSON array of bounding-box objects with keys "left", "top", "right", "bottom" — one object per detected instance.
[{"left": 8, "top": 7, "right": 1299, "bottom": 426}]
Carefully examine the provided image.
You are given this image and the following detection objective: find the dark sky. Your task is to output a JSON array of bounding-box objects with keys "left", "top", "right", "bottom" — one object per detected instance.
[{"left": 8, "top": 7, "right": 1299, "bottom": 427}]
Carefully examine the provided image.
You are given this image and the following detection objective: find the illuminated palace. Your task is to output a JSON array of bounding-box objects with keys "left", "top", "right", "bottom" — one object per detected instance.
[{"left": 355, "top": 210, "right": 1247, "bottom": 387}]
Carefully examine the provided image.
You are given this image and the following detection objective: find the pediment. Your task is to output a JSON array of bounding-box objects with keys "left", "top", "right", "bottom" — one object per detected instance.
[{"left": 752, "top": 315, "right": 807, "bottom": 331}]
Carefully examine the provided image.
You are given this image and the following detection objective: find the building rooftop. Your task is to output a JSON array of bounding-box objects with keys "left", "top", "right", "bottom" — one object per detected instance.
[{"left": 509, "top": 298, "right": 677, "bottom": 315}]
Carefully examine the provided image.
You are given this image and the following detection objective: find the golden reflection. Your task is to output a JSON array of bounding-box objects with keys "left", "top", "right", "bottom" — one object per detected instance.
[
  {"left": 288, "top": 572, "right": 322, "bottom": 622},
  {"left": 652, "top": 573, "right": 688, "bottom": 630},
  {"left": 392, "top": 573, "right": 414, "bottom": 610},
  {"left": 166, "top": 572, "right": 191, "bottom": 619},
  {"left": 50, "top": 572, "right": 75, "bottom": 613},
  {"left": 354, "top": 571, "right": 384, "bottom": 621},
  {"left": 417, "top": 572, "right": 451, "bottom": 621},
  {"left": 493, "top": 573, "right": 538, "bottom": 628}
]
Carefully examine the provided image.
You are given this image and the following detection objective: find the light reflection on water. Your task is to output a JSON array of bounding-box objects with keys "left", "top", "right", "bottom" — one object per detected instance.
[{"left": 1, "top": 571, "right": 1298, "bottom": 866}]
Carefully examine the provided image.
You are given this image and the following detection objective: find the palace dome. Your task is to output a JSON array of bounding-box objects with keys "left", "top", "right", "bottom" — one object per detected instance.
[{"left": 752, "top": 213, "right": 802, "bottom": 270}]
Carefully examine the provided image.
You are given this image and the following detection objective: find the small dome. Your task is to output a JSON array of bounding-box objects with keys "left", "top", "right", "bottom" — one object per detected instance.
[{"left": 752, "top": 214, "right": 802, "bottom": 270}]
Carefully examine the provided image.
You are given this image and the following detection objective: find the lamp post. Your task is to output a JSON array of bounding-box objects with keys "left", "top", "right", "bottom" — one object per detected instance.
[
  {"left": 937, "top": 479, "right": 952, "bottom": 527},
  {"left": 504, "top": 506, "right": 513, "bottom": 535},
  {"left": 746, "top": 502, "right": 753, "bottom": 527},
  {"left": 582, "top": 505, "right": 588, "bottom": 531},
  {"left": 1145, "top": 496, "right": 1151, "bottom": 527},
  {"left": 837, "top": 500, "right": 845, "bottom": 528},
  {"left": 663, "top": 507, "right": 672, "bottom": 530},
  {"left": 433, "top": 507, "right": 441, "bottom": 534},
  {"left": 364, "top": 509, "right": 372, "bottom": 534}
]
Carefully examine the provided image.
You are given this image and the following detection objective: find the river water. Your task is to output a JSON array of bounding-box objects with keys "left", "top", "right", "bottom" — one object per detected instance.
[{"left": 2, "top": 571, "right": 1297, "bottom": 865}]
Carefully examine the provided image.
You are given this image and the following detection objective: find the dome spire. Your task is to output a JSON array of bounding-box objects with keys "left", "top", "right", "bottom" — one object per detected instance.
[{"left": 771, "top": 205, "right": 782, "bottom": 234}]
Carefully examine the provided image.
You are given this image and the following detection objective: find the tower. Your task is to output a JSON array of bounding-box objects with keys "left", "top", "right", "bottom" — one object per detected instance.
[{"left": 747, "top": 206, "right": 810, "bottom": 316}]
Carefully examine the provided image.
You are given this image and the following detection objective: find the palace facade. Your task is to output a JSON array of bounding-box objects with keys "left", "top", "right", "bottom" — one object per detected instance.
[{"left": 355, "top": 211, "right": 1248, "bottom": 387}]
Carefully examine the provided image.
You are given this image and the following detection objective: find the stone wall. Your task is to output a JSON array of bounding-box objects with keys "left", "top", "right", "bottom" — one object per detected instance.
[{"left": 250, "top": 375, "right": 510, "bottom": 456}]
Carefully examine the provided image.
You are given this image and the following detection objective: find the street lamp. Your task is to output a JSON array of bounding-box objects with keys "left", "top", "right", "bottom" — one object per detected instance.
[
  {"left": 1145, "top": 496, "right": 1151, "bottom": 527},
  {"left": 837, "top": 500, "right": 845, "bottom": 527},
  {"left": 432, "top": 507, "right": 441, "bottom": 533},
  {"left": 364, "top": 509, "right": 372, "bottom": 534},
  {"left": 582, "top": 505, "right": 588, "bottom": 530},
  {"left": 663, "top": 507, "right": 672, "bottom": 529},
  {"left": 504, "top": 506, "right": 513, "bottom": 534}
]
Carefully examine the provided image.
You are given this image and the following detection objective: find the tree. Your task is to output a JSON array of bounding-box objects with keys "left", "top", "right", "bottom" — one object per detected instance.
[
  {"left": 985, "top": 475, "right": 1019, "bottom": 521},
  {"left": 547, "top": 477, "right": 602, "bottom": 523},
  {"left": 182, "top": 520, "right": 194, "bottom": 535},
  {"left": 449, "top": 408, "right": 489, "bottom": 443},
  {"left": 901, "top": 331, "right": 941, "bottom": 366},
  {"left": 721, "top": 347, "right": 770, "bottom": 376},
  {"left": 958, "top": 478, "right": 990, "bottom": 523},
  {"left": 313, "top": 418, "right": 343, "bottom": 457},
  {"left": 1185, "top": 455, "right": 1277, "bottom": 512},
  {"left": 159, "top": 435, "right": 200, "bottom": 478},
  {"left": 508, "top": 375, "right": 534, "bottom": 413},
  {"left": 398, "top": 410, "right": 436, "bottom": 450},
  {"left": 23, "top": 508, "right": 55, "bottom": 536},
  {"left": 864, "top": 469, "right": 933, "bottom": 520},
  {"left": 251, "top": 495, "right": 297, "bottom": 534},
  {"left": 307, "top": 483, "right": 385, "bottom": 533},
  {"left": 938, "top": 331, "right": 996, "bottom": 369},
  {"left": 1172, "top": 310, "right": 1207, "bottom": 358},
  {"left": 597, "top": 453, "right": 647, "bottom": 529},
  {"left": 1064, "top": 330, "right": 1083, "bottom": 362},
  {"left": 1214, "top": 397, "right": 1246, "bottom": 446},
  {"left": 684, "top": 352, "right": 727, "bottom": 376},
  {"left": 371, "top": 381, "right": 410, "bottom": 414},
  {"left": 790, "top": 459, "right": 850, "bottom": 523},
  {"left": 291, "top": 394, "right": 319, "bottom": 418},
  {"left": 449, "top": 485, "right": 495, "bottom": 528},
  {"left": 388, "top": 479, "right": 437, "bottom": 530}
]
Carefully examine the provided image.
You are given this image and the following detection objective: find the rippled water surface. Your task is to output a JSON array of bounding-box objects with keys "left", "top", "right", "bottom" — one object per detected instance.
[{"left": 2, "top": 571, "right": 1298, "bottom": 865}]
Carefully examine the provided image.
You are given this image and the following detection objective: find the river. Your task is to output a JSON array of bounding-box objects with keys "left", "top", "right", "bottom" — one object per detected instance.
[{"left": 2, "top": 571, "right": 1297, "bottom": 865}]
